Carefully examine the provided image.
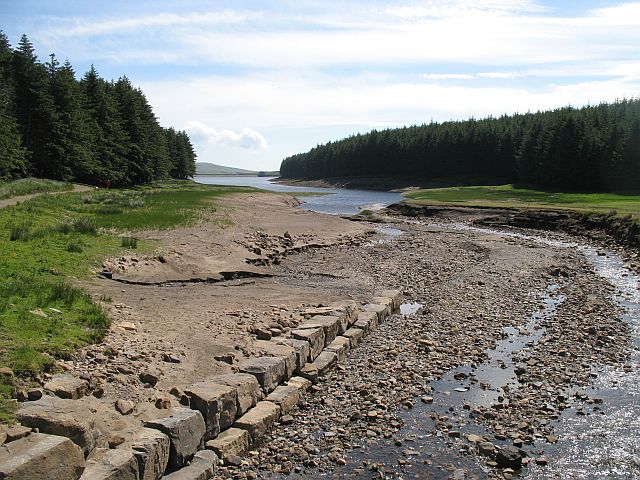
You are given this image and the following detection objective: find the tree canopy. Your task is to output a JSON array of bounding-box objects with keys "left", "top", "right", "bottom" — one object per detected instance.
[
  {"left": 0, "top": 32, "right": 196, "bottom": 185},
  {"left": 280, "top": 100, "right": 640, "bottom": 192}
]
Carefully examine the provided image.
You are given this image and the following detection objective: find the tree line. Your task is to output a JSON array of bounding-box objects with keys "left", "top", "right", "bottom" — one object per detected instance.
[
  {"left": 280, "top": 99, "right": 640, "bottom": 192},
  {"left": 0, "top": 33, "right": 196, "bottom": 186}
]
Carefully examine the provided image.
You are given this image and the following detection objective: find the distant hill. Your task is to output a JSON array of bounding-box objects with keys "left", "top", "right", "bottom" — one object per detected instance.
[{"left": 196, "top": 162, "right": 257, "bottom": 175}]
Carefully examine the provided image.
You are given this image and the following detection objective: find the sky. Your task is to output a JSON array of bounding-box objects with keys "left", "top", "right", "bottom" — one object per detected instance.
[{"left": 2, "top": 0, "right": 640, "bottom": 171}]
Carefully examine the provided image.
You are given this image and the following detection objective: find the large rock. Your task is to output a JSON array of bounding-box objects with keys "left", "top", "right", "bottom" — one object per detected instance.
[
  {"left": 311, "top": 351, "right": 338, "bottom": 377},
  {"left": 325, "top": 336, "right": 351, "bottom": 362},
  {"left": 234, "top": 401, "right": 280, "bottom": 443},
  {"left": 254, "top": 340, "right": 297, "bottom": 379},
  {"left": 209, "top": 374, "right": 262, "bottom": 416},
  {"left": 291, "top": 328, "right": 324, "bottom": 360},
  {"left": 298, "top": 364, "right": 318, "bottom": 384},
  {"left": 44, "top": 374, "right": 88, "bottom": 400},
  {"left": 80, "top": 448, "right": 139, "bottom": 480},
  {"left": 185, "top": 382, "right": 237, "bottom": 440},
  {"left": 371, "top": 296, "right": 394, "bottom": 317},
  {"left": 286, "top": 376, "right": 312, "bottom": 393},
  {"left": 144, "top": 408, "right": 205, "bottom": 471},
  {"left": 265, "top": 385, "right": 300, "bottom": 415},
  {"left": 298, "top": 315, "right": 340, "bottom": 346},
  {"left": 342, "top": 328, "right": 365, "bottom": 348},
  {"left": 16, "top": 396, "right": 99, "bottom": 455},
  {"left": 238, "top": 357, "right": 287, "bottom": 394},
  {"left": 496, "top": 446, "right": 526, "bottom": 469},
  {"left": 162, "top": 450, "right": 218, "bottom": 480},
  {"left": 0, "top": 433, "right": 84, "bottom": 480},
  {"left": 129, "top": 428, "right": 170, "bottom": 480},
  {"left": 377, "top": 289, "right": 402, "bottom": 310},
  {"left": 274, "top": 338, "right": 310, "bottom": 372},
  {"left": 205, "top": 428, "right": 249, "bottom": 461},
  {"left": 363, "top": 303, "right": 388, "bottom": 322}
]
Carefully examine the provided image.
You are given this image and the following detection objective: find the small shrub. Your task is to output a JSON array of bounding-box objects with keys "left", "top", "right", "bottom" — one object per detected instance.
[
  {"left": 66, "top": 241, "right": 84, "bottom": 253},
  {"left": 49, "top": 280, "right": 81, "bottom": 304},
  {"left": 121, "top": 236, "right": 138, "bottom": 249}
]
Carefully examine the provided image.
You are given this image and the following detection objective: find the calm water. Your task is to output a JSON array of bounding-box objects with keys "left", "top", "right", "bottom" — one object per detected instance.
[{"left": 194, "top": 175, "right": 403, "bottom": 215}]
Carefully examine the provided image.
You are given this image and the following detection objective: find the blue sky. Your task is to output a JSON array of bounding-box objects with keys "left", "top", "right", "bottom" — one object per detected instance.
[{"left": 2, "top": 0, "right": 640, "bottom": 171}]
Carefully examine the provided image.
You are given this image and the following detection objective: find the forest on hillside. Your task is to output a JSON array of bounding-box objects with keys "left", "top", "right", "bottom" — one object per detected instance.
[
  {"left": 0, "top": 32, "right": 196, "bottom": 186},
  {"left": 280, "top": 100, "right": 640, "bottom": 192}
]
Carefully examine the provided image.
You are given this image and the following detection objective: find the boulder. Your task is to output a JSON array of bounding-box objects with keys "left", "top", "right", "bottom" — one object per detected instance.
[
  {"left": 144, "top": 408, "right": 205, "bottom": 471},
  {"left": 205, "top": 428, "right": 249, "bottom": 461},
  {"left": 44, "top": 374, "right": 88, "bottom": 400},
  {"left": 129, "top": 428, "right": 170, "bottom": 480},
  {"left": 0, "top": 433, "right": 84, "bottom": 480},
  {"left": 311, "top": 351, "right": 338, "bottom": 377},
  {"left": 265, "top": 385, "right": 300, "bottom": 415},
  {"left": 17, "top": 396, "right": 99, "bottom": 455},
  {"left": 234, "top": 401, "right": 281, "bottom": 443},
  {"left": 286, "top": 376, "right": 312, "bottom": 393},
  {"left": 185, "top": 383, "right": 237, "bottom": 440},
  {"left": 291, "top": 328, "right": 325, "bottom": 360},
  {"left": 377, "top": 289, "right": 402, "bottom": 310},
  {"left": 209, "top": 374, "right": 262, "bottom": 416},
  {"left": 298, "top": 364, "right": 318, "bottom": 384},
  {"left": 238, "top": 357, "right": 287, "bottom": 394},
  {"left": 274, "top": 338, "right": 310, "bottom": 372},
  {"left": 325, "top": 336, "right": 351, "bottom": 362},
  {"left": 496, "top": 446, "right": 526, "bottom": 469},
  {"left": 342, "top": 328, "right": 365, "bottom": 348},
  {"left": 162, "top": 450, "right": 218, "bottom": 480},
  {"left": 253, "top": 340, "right": 297, "bottom": 379},
  {"left": 353, "top": 311, "right": 378, "bottom": 334},
  {"left": 80, "top": 448, "right": 139, "bottom": 480},
  {"left": 363, "top": 304, "right": 388, "bottom": 322}
]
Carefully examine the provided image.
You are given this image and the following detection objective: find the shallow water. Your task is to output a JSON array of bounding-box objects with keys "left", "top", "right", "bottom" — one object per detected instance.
[{"left": 194, "top": 176, "right": 403, "bottom": 215}]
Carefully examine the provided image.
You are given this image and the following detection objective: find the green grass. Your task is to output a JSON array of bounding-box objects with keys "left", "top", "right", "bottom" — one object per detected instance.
[
  {"left": 404, "top": 184, "right": 640, "bottom": 218},
  {"left": 0, "top": 180, "right": 256, "bottom": 421},
  {"left": 0, "top": 178, "right": 73, "bottom": 200}
]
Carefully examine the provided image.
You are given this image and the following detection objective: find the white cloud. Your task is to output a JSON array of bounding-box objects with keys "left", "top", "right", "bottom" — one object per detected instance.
[
  {"left": 185, "top": 121, "right": 268, "bottom": 151},
  {"left": 421, "top": 73, "right": 476, "bottom": 80}
]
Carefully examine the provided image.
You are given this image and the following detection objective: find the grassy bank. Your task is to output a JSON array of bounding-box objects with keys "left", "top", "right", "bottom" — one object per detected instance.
[
  {"left": 404, "top": 184, "right": 640, "bottom": 219},
  {"left": 0, "top": 178, "right": 74, "bottom": 200},
  {"left": 0, "top": 180, "right": 256, "bottom": 422}
]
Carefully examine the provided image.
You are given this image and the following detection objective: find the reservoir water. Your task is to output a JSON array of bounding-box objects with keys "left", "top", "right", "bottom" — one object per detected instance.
[{"left": 194, "top": 175, "right": 403, "bottom": 215}]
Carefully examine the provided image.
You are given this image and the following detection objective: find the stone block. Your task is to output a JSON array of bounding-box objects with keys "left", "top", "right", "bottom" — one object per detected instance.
[
  {"left": 286, "top": 376, "right": 312, "bottom": 393},
  {"left": 144, "top": 408, "right": 205, "bottom": 471},
  {"left": 291, "top": 328, "right": 324, "bottom": 360},
  {"left": 185, "top": 382, "right": 237, "bottom": 440},
  {"left": 274, "top": 338, "right": 310, "bottom": 372},
  {"left": 129, "top": 427, "right": 170, "bottom": 480},
  {"left": 162, "top": 450, "right": 218, "bottom": 480},
  {"left": 205, "top": 428, "right": 249, "bottom": 461},
  {"left": 298, "top": 315, "right": 340, "bottom": 346},
  {"left": 44, "top": 374, "right": 88, "bottom": 400},
  {"left": 238, "top": 357, "right": 287, "bottom": 394},
  {"left": 0, "top": 433, "right": 84, "bottom": 480},
  {"left": 325, "top": 336, "right": 351, "bottom": 362},
  {"left": 253, "top": 340, "right": 297, "bottom": 379},
  {"left": 298, "top": 364, "right": 318, "bottom": 384},
  {"left": 80, "top": 448, "right": 139, "bottom": 480},
  {"left": 343, "top": 328, "right": 364, "bottom": 348},
  {"left": 372, "top": 297, "right": 394, "bottom": 317},
  {"left": 363, "top": 303, "right": 388, "bottom": 322},
  {"left": 16, "top": 396, "right": 99, "bottom": 455},
  {"left": 353, "top": 311, "right": 378, "bottom": 334},
  {"left": 209, "top": 374, "right": 262, "bottom": 416},
  {"left": 234, "top": 401, "right": 281, "bottom": 443},
  {"left": 265, "top": 385, "right": 300, "bottom": 415},
  {"left": 377, "top": 290, "right": 403, "bottom": 310},
  {"left": 311, "top": 351, "right": 338, "bottom": 377}
]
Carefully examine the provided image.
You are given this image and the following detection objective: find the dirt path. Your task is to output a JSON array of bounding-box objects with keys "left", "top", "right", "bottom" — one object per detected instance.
[{"left": 0, "top": 183, "right": 94, "bottom": 209}]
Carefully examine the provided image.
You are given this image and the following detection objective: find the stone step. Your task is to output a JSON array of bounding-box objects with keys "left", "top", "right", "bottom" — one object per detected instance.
[
  {"left": 325, "top": 336, "right": 351, "bottom": 362},
  {"left": 377, "top": 289, "right": 403, "bottom": 310},
  {"left": 234, "top": 401, "right": 281, "bottom": 443},
  {"left": 253, "top": 340, "right": 297, "bottom": 379},
  {"left": 291, "top": 327, "right": 325, "bottom": 360},
  {"left": 265, "top": 385, "right": 300, "bottom": 415},
  {"left": 273, "top": 338, "right": 310, "bottom": 372},
  {"left": 129, "top": 428, "right": 170, "bottom": 480},
  {"left": 0, "top": 433, "right": 84, "bottom": 480},
  {"left": 298, "top": 315, "right": 340, "bottom": 346},
  {"left": 204, "top": 428, "right": 249, "bottom": 462},
  {"left": 362, "top": 303, "right": 388, "bottom": 322},
  {"left": 238, "top": 357, "right": 287, "bottom": 394},
  {"left": 185, "top": 383, "right": 237, "bottom": 440},
  {"left": 311, "top": 351, "right": 338, "bottom": 377},
  {"left": 208, "top": 374, "right": 262, "bottom": 417},
  {"left": 161, "top": 450, "right": 218, "bottom": 480},
  {"left": 342, "top": 327, "right": 365, "bottom": 348},
  {"left": 80, "top": 447, "right": 139, "bottom": 480},
  {"left": 44, "top": 374, "right": 89, "bottom": 400},
  {"left": 353, "top": 311, "right": 378, "bottom": 334},
  {"left": 144, "top": 408, "right": 206, "bottom": 472}
]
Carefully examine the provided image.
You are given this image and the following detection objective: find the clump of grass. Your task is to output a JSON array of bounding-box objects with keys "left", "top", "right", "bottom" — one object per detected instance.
[
  {"left": 121, "top": 236, "right": 138, "bottom": 249},
  {"left": 8, "top": 221, "right": 31, "bottom": 241},
  {"left": 0, "top": 178, "right": 73, "bottom": 200},
  {"left": 66, "top": 240, "right": 84, "bottom": 253},
  {"left": 359, "top": 209, "right": 374, "bottom": 217},
  {"left": 71, "top": 217, "right": 97, "bottom": 235}
]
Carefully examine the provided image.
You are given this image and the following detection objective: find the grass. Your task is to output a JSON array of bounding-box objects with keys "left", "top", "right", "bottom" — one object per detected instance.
[
  {"left": 404, "top": 184, "right": 640, "bottom": 218},
  {"left": 0, "top": 178, "right": 73, "bottom": 200},
  {"left": 0, "top": 179, "right": 257, "bottom": 422}
]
